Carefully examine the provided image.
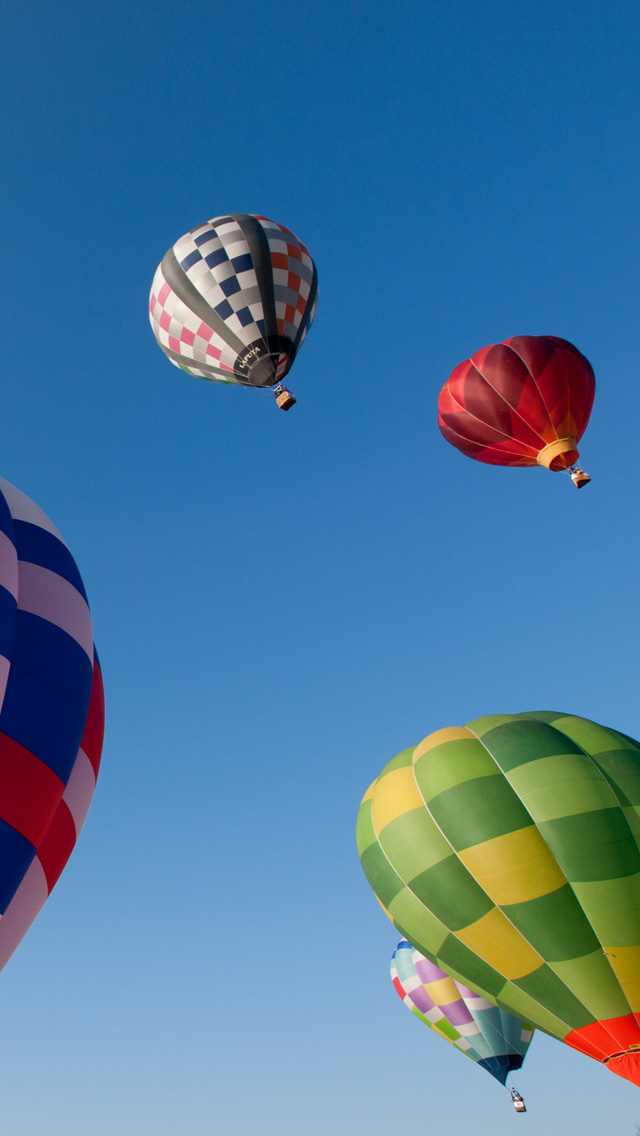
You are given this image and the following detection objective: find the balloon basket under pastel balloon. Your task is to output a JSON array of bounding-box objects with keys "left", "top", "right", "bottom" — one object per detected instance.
[
  {"left": 510, "top": 1089, "right": 526, "bottom": 1113},
  {"left": 274, "top": 384, "right": 296, "bottom": 411}
]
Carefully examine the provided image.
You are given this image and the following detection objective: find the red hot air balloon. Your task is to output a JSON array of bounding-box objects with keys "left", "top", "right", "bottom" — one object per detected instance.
[{"left": 438, "top": 336, "right": 595, "bottom": 487}]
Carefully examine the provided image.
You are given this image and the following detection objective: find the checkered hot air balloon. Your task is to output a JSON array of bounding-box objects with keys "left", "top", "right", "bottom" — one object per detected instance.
[
  {"left": 438, "top": 336, "right": 595, "bottom": 486},
  {"left": 149, "top": 213, "right": 318, "bottom": 410},
  {"left": 356, "top": 713, "right": 640, "bottom": 1088},
  {"left": 391, "top": 939, "right": 533, "bottom": 1084},
  {"left": 0, "top": 478, "right": 104, "bottom": 975}
]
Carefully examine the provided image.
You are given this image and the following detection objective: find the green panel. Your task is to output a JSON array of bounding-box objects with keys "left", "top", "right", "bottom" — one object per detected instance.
[
  {"left": 551, "top": 715, "right": 640, "bottom": 757},
  {"left": 498, "top": 979, "right": 570, "bottom": 1040},
  {"left": 507, "top": 752, "right": 617, "bottom": 822},
  {"left": 359, "top": 843, "right": 405, "bottom": 908},
  {"left": 465, "top": 713, "right": 518, "bottom": 736},
  {"left": 378, "top": 807, "right": 451, "bottom": 878},
  {"left": 355, "top": 798, "right": 377, "bottom": 856},
  {"left": 378, "top": 745, "right": 416, "bottom": 776},
  {"left": 572, "top": 874, "right": 640, "bottom": 945},
  {"left": 502, "top": 884, "right": 601, "bottom": 961},
  {"left": 481, "top": 719, "right": 583, "bottom": 772},
  {"left": 436, "top": 933, "right": 506, "bottom": 1000},
  {"left": 514, "top": 963, "right": 595, "bottom": 1029},
  {"left": 550, "top": 950, "right": 632, "bottom": 1020},
  {"left": 413, "top": 737, "right": 498, "bottom": 801},
  {"left": 590, "top": 749, "right": 640, "bottom": 808},
  {"left": 388, "top": 888, "right": 449, "bottom": 956},
  {"left": 513, "top": 711, "right": 569, "bottom": 725},
  {"left": 427, "top": 774, "right": 531, "bottom": 851},
  {"left": 433, "top": 1017, "right": 460, "bottom": 1042},
  {"left": 539, "top": 808, "right": 640, "bottom": 882},
  {"left": 617, "top": 728, "right": 640, "bottom": 750},
  {"left": 623, "top": 806, "right": 640, "bottom": 846},
  {"left": 395, "top": 931, "right": 441, "bottom": 967},
  {"left": 409, "top": 856, "right": 493, "bottom": 931}
]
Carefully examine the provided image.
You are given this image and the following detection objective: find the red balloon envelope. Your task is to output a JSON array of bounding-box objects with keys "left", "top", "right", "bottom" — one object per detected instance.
[
  {"left": 438, "top": 335, "right": 595, "bottom": 474},
  {"left": 0, "top": 477, "right": 104, "bottom": 974}
]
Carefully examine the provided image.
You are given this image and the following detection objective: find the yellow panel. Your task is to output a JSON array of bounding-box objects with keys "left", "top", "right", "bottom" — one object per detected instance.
[
  {"left": 370, "top": 765, "right": 423, "bottom": 833},
  {"left": 604, "top": 946, "right": 640, "bottom": 1012},
  {"left": 360, "top": 779, "right": 378, "bottom": 806},
  {"left": 413, "top": 726, "right": 474, "bottom": 761},
  {"left": 424, "top": 975, "right": 460, "bottom": 1006},
  {"left": 458, "top": 825, "right": 566, "bottom": 904},
  {"left": 456, "top": 907, "right": 543, "bottom": 979}
]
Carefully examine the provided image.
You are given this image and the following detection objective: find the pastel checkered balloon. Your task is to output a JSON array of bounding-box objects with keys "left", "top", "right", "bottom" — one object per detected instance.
[
  {"left": 149, "top": 213, "right": 318, "bottom": 392},
  {"left": 357, "top": 713, "right": 640, "bottom": 1088},
  {"left": 391, "top": 939, "right": 533, "bottom": 1084},
  {"left": 0, "top": 478, "right": 104, "bottom": 974}
]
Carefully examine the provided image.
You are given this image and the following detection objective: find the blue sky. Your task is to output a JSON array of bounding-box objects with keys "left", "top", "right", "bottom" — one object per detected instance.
[{"left": 1, "top": 0, "right": 639, "bottom": 1132}]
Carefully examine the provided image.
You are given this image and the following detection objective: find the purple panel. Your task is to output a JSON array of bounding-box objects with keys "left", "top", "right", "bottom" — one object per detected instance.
[
  {"left": 409, "top": 986, "right": 436, "bottom": 1014},
  {"left": 414, "top": 956, "right": 448, "bottom": 984},
  {"left": 441, "top": 998, "right": 475, "bottom": 1028}
]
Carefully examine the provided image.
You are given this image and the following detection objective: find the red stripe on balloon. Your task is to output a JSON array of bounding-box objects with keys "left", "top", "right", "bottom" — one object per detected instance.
[
  {"left": 37, "top": 800, "right": 76, "bottom": 892},
  {"left": 0, "top": 733, "right": 63, "bottom": 846}
]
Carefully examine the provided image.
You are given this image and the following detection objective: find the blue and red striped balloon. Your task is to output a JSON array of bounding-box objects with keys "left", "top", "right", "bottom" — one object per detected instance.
[{"left": 0, "top": 478, "right": 104, "bottom": 972}]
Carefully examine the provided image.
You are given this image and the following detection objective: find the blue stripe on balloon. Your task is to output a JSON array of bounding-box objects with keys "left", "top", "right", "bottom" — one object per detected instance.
[
  {"left": 0, "top": 491, "right": 14, "bottom": 543},
  {"left": 194, "top": 229, "right": 218, "bottom": 248},
  {"left": 179, "top": 249, "right": 202, "bottom": 272},
  {"left": 214, "top": 299, "right": 234, "bottom": 320},
  {"left": 0, "top": 818, "right": 36, "bottom": 914},
  {"left": 204, "top": 247, "right": 229, "bottom": 269},
  {"left": 11, "top": 612, "right": 92, "bottom": 713},
  {"left": 0, "top": 612, "right": 92, "bottom": 783},
  {"left": 236, "top": 307, "right": 254, "bottom": 328},
  {"left": 12, "top": 521, "right": 88, "bottom": 601},
  {"left": 220, "top": 275, "right": 241, "bottom": 298},
  {"left": 0, "top": 667, "right": 88, "bottom": 783},
  {"left": 230, "top": 253, "right": 252, "bottom": 274},
  {"left": 0, "top": 585, "right": 16, "bottom": 659}
]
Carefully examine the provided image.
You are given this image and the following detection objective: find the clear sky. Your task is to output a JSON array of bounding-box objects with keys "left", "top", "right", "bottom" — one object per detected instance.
[{"left": 1, "top": 0, "right": 639, "bottom": 1132}]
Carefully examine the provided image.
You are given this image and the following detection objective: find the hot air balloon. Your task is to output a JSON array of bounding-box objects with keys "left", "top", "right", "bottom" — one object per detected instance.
[
  {"left": 391, "top": 938, "right": 534, "bottom": 1084},
  {"left": 149, "top": 213, "right": 318, "bottom": 410},
  {"left": 0, "top": 477, "right": 104, "bottom": 974},
  {"left": 357, "top": 712, "right": 640, "bottom": 1088},
  {"left": 438, "top": 336, "right": 595, "bottom": 486}
]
